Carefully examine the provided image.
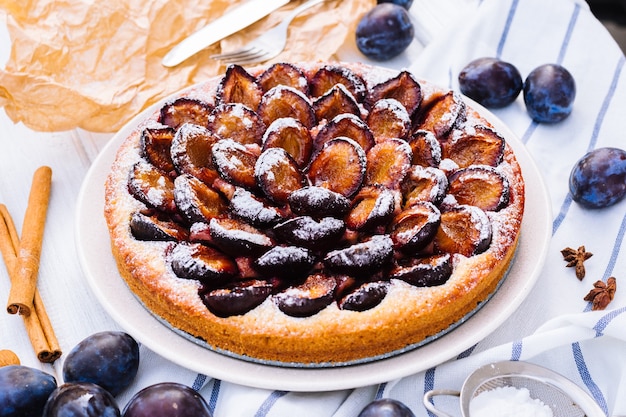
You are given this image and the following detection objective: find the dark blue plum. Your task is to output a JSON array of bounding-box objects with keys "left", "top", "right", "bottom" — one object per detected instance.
[
  {"left": 569, "top": 147, "right": 626, "bottom": 208},
  {"left": 358, "top": 398, "right": 415, "bottom": 417},
  {"left": 43, "top": 382, "right": 120, "bottom": 417},
  {"left": 62, "top": 331, "right": 140, "bottom": 397},
  {"left": 356, "top": 4, "right": 414, "bottom": 61},
  {"left": 523, "top": 63, "right": 576, "bottom": 123},
  {"left": 122, "top": 383, "right": 212, "bottom": 417},
  {"left": 458, "top": 57, "right": 523, "bottom": 108},
  {"left": 377, "top": 0, "right": 413, "bottom": 9},
  {"left": 0, "top": 365, "right": 57, "bottom": 417}
]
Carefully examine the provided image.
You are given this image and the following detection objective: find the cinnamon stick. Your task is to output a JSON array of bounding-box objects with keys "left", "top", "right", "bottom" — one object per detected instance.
[
  {"left": 0, "top": 200, "right": 61, "bottom": 363},
  {"left": 6, "top": 166, "right": 52, "bottom": 316}
]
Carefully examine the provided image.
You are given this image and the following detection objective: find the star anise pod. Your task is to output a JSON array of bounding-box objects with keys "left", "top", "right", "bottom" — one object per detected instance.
[
  {"left": 583, "top": 277, "right": 617, "bottom": 311},
  {"left": 561, "top": 246, "right": 593, "bottom": 280}
]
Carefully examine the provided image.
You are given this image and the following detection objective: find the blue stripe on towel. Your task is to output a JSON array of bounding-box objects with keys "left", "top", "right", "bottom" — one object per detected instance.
[
  {"left": 423, "top": 367, "right": 437, "bottom": 416},
  {"left": 572, "top": 342, "right": 609, "bottom": 414},
  {"left": 207, "top": 379, "right": 221, "bottom": 414},
  {"left": 593, "top": 306, "right": 626, "bottom": 336},
  {"left": 254, "top": 391, "right": 289, "bottom": 417},
  {"left": 602, "top": 212, "right": 626, "bottom": 281},
  {"left": 457, "top": 344, "right": 476, "bottom": 359},
  {"left": 520, "top": 121, "right": 538, "bottom": 145},
  {"left": 587, "top": 55, "right": 625, "bottom": 153},
  {"left": 511, "top": 340, "right": 522, "bottom": 360},
  {"left": 496, "top": 0, "right": 519, "bottom": 58},
  {"left": 552, "top": 194, "right": 574, "bottom": 235},
  {"left": 375, "top": 383, "right": 387, "bottom": 399},
  {"left": 584, "top": 212, "right": 626, "bottom": 312},
  {"left": 192, "top": 373, "right": 207, "bottom": 391},
  {"left": 557, "top": 3, "right": 580, "bottom": 65}
]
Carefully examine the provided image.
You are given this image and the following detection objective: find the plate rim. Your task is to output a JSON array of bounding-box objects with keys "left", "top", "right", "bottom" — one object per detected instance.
[{"left": 75, "top": 75, "right": 552, "bottom": 392}]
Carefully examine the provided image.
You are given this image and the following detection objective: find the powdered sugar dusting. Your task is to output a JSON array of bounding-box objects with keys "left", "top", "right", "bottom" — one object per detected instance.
[{"left": 371, "top": 98, "right": 411, "bottom": 125}]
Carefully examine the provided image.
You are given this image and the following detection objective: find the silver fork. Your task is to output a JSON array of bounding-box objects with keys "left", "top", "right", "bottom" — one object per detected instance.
[{"left": 209, "top": 0, "right": 328, "bottom": 65}]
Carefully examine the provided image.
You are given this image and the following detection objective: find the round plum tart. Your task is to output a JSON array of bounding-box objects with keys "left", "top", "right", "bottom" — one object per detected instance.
[{"left": 104, "top": 62, "right": 525, "bottom": 365}]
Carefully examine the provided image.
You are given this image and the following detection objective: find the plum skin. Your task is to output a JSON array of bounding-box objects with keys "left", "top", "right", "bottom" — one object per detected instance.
[
  {"left": 358, "top": 398, "right": 415, "bottom": 417},
  {"left": 356, "top": 4, "right": 414, "bottom": 61},
  {"left": 43, "top": 382, "right": 120, "bottom": 417},
  {"left": 569, "top": 147, "right": 626, "bottom": 208},
  {"left": 458, "top": 57, "right": 523, "bottom": 108},
  {"left": 523, "top": 63, "right": 576, "bottom": 123},
  {"left": 0, "top": 365, "right": 57, "bottom": 417},
  {"left": 122, "top": 382, "right": 212, "bottom": 417},
  {"left": 62, "top": 331, "right": 140, "bottom": 397}
]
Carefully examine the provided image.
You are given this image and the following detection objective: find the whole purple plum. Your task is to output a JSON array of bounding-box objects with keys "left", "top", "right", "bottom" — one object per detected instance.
[
  {"left": 524, "top": 63, "right": 576, "bottom": 123},
  {"left": 458, "top": 57, "right": 523, "bottom": 108},
  {"left": 356, "top": 4, "right": 414, "bottom": 61},
  {"left": 569, "top": 147, "right": 626, "bottom": 208}
]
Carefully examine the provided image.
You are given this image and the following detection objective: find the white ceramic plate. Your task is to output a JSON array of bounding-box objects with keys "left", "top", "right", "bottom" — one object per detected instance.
[{"left": 75, "top": 89, "right": 551, "bottom": 393}]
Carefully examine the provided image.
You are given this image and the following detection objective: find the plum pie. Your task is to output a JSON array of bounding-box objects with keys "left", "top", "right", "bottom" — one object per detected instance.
[{"left": 104, "top": 62, "right": 525, "bottom": 365}]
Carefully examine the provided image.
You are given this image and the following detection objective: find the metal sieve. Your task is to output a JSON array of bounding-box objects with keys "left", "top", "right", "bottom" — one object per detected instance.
[{"left": 423, "top": 360, "right": 606, "bottom": 417}]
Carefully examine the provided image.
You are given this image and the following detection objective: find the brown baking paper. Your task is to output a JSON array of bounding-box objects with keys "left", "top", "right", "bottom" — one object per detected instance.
[{"left": 0, "top": 0, "right": 375, "bottom": 133}]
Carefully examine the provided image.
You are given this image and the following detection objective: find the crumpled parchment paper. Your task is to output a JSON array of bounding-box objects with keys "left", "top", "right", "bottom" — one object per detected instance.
[{"left": 0, "top": 0, "right": 374, "bottom": 133}]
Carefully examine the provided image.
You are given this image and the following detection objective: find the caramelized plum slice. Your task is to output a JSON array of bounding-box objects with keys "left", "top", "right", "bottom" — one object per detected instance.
[
  {"left": 390, "top": 202, "right": 441, "bottom": 254},
  {"left": 128, "top": 161, "right": 177, "bottom": 213},
  {"left": 215, "top": 64, "right": 263, "bottom": 110},
  {"left": 333, "top": 274, "right": 358, "bottom": 300},
  {"left": 402, "top": 165, "right": 448, "bottom": 207},
  {"left": 415, "top": 91, "right": 466, "bottom": 139},
  {"left": 229, "top": 188, "right": 284, "bottom": 227},
  {"left": 307, "top": 137, "right": 366, "bottom": 198},
  {"left": 200, "top": 279, "right": 275, "bottom": 317},
  {"left": 208, "top": 217, "right": 274, "bottom": 256},
  {"left": 212, "top": 138, "right": 259, "bottom": 190},
  {"left": 324, "top": 235, "right": 394, "bottom": 276},
  {"left": 339, "top": 281, "right": 389, "bottom": 312},
  {"left": 273, "top": 216, "right": 345, "bottom": 250},
  {"left": 254, "top": 246, "right": 316, "bottom": 279},
  {"left": 188, "top": 221, "right": 212, "bottom": 243},
  {"left": 433, "top": 205, "right": 492, "bottom": 256},
  {"left": 448, "top": 165, "right": 510, "bottom": 211},
  {"left": 368, "top": 70, "right": 422, "bottom": 116},
  {"left": 257, "top": 85, "right": 316, "bottom": 129},
  {"left": 310, "top": 65, "right": 367, "bottom": 102},
  {"left": 313, "top": 84, "right": 361, "bottom": 122},
  {"left": 313, "top": 114, "right": 375, "bottom": 153},
  {"left": 159, "top": 97, "right": 212, "bottom": 130},
  {"left": 255, "top": 147, "right": 307, "bottom": 205},
  {"left": 140, "top": 126, "right": 176, "bottom": 173},
  {"left": 274, "top": 274, "right": 336, "bottom": 317},
  {"left": 129, "top": 211, "right": 189, "bottom": 241},
  {"left": 262, "top": 117, "right": 313, "bottom": 168},
  {"left": 257, "top": 62, "right": 309, "bottom": 94},
  {"left": 389, "top": 254, "right": 452, "bottom": 287},
  {"left": 174, "top": 174, "right": 227, "bottom": 223},
  {"left": 366, "top": 98, "right": 411, "bottom": 141},
  {"left": 444, "top": 125, "right": 505, "bottom": 168},
  {"left": 407, "top": 130, "right": 442, "bottom": 167},
  {"left": 346, "top": 186, "right": 398, "bottom": 231},
  {"left": 288, "top": 186, "right": 351, "bottom": 217},
  {"left": 171, "top": 123, "right": 220, "bottom": 184},
  {"left": 207, "top": 103, "right": 266, "bottom": 146},
  {"left": 365, "top": 138, "right": 413, "bottom": 190},
  {"left": 170, "top": 242, "right": 238, "bottom": 285}
]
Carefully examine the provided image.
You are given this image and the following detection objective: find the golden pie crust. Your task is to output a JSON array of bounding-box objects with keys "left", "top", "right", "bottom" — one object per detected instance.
[{"left": 104, "top": 62, "right": 524, "bottom": 365}]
